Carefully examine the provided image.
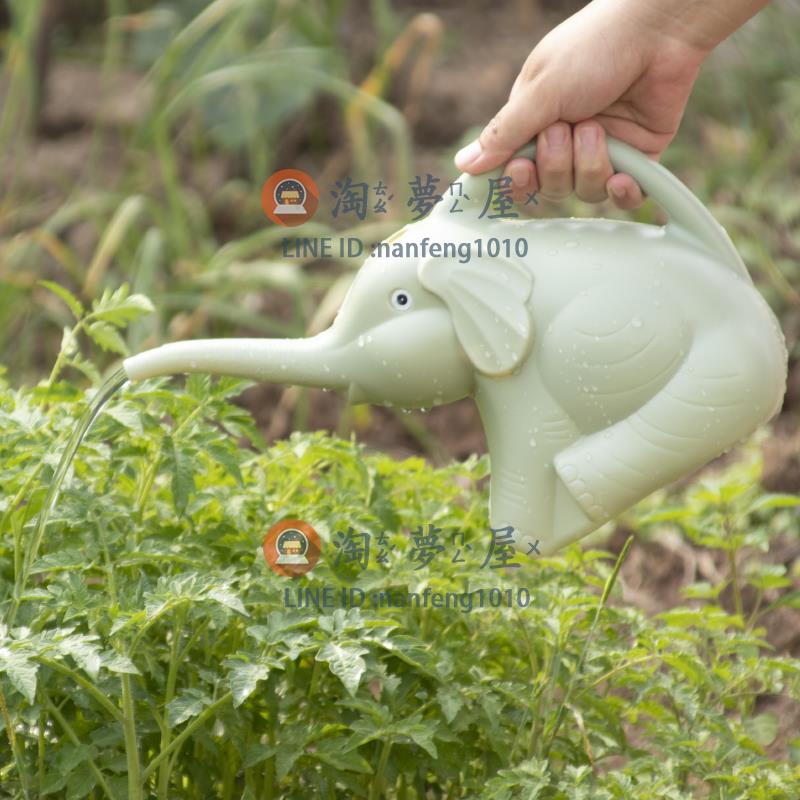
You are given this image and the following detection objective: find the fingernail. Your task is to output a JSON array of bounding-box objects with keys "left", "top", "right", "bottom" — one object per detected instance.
[
  {"left": 545, "top": 125, "right": 567, "bottom": 148},
  {"left": 579, "top": 126, "right": 598, "bottom": 148},
  {"left": 455, "top": 140, "right": 483, "bottom": 169},
  {"left": 609, "top": 184, "right": 626, "bottom": 200},
  {"left": 509, "top": 163, "right": 528, "bottom": 188}
]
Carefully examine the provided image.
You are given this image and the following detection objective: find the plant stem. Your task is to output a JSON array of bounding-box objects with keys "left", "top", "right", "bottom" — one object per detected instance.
[
  {"left": 534, "top": 627, "right": 563, "bottom": 760},
  {"left": 728, "top": 547, "right": 744, "bottom": 619},
  {"left": 262, "top": 677, "right": 278, "bottom": 800},
  {"left": 46, "top": 318, "right": 86, "bottom": 386},
  {"left": 157, "top": 607, "right": 187, "bottom": 799},
  {"left": 38, "top": 705, "right": 45, "bottom": 790},
  {"left": 368, "top": 738, "right": 393, "bottom": 800},
  {"left": 0, "top": 467, "right": 42, "bottom": 586},
  {"left": 307, "top": 658, "right": 323, "bottom": 702},
  {"left": 722, "top": 510, "right": 745, "bottom": 620},
  {"left": 99, "top": 523, "right": 119, "bottom": 608},
  {"left": 121, "top": 674, "right": 143, "bottom": 800},
  {"left": 0, "top": 684, "right": 29, "bottom": 800},
  {"left": 262, "top": 757, "right": 275, "bottom": 800},
  {"left": 37, "top": 657, "right": 122, "bottom": 722}
]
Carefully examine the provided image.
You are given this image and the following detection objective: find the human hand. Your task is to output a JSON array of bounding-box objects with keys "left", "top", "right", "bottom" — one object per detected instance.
[{"left": 453, "top": 0, "right": 711, "bottom": 210}]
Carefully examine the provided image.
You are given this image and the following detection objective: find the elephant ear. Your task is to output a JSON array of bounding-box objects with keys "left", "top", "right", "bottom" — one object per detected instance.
[{"left": 418, "top": 255, "right": 534, "bottom": 376}]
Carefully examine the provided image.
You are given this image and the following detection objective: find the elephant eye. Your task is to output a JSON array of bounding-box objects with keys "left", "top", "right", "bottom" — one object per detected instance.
[{"left": 390, "top": 289, "right": 413, "bottom": 311}]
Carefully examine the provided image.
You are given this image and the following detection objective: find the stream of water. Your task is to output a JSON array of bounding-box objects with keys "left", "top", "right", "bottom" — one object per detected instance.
[{"left": 8, "top": 367, "right": 130, "bottom": 624}]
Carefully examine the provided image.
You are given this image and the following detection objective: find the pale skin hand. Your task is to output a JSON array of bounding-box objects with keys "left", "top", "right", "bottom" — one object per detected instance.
[{"left": 454, "top": 0, "right": 773, "bottom": 209}]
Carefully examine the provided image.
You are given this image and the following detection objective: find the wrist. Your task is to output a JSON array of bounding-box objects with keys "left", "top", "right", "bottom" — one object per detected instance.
[{"left": 602, "top": 0, "right": 769, "bottom": 56}]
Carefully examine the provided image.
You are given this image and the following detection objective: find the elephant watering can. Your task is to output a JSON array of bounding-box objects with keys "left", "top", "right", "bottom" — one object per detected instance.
[{"left": 123, "top": 137, "right": 788, "bottom": 556}]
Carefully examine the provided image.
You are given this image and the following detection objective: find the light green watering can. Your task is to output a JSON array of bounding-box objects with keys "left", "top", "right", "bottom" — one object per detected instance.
[{"left": 123, "top": 137, "right": 788, "bottom": 556}]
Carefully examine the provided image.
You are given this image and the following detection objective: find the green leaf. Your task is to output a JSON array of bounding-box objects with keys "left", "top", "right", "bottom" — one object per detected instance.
[
  {"left": 311, "top": 737, "right": 372, "bottom": 774},
  {"left": 207, "top": 443, "right": 243, "bottom": 484},
  {"left": 227, "top": 660, "right": 271, "bottom": 708},
  {"left": 437, "top": 686, "right": 463, "bottom": 724},
  {"left": 483, "top": 759, "right": 550, "bottom": 798},
  {"left": 58, "top": 636, "right": 102, "bottom": 680},
  {"left": 0, "top": 646, "right": 38, "bottom": 703},
  {"left": 242, "top": 743, "right": 277, "bottom": 769},
  {"left": 273, "top": 727, "right": 308, "bottom": 781},
  {"left": 30, "top": 548, "right": 92, "bottom": 575},
  {"left": 167, "top": 689, "right": 211, "bottom": 726},
  {"left": 40, "top": 772, "right": 67, "bottom": 796},
  {"left": 103, "top": 402, "right": 144, "bottom": 433},
  {"left": 747, "top": 493, "right": 800, "bottom": 513},
  {"left": 371, "top": 634, "right": 437, "bottom": 677},
  {"left": 39, "top": 280, "right": 84, "bottom": 319},
  {"left": 207, "top": 585, "right": 248, "bottom": 616},
  {"left": 91, "top": 284, "right": 154, "bottom": 327},
  {"left": 656, "top": 607, "right": 741, "bottom": 631},
  {"left": 69, "top": 354, "right": 101, "bottom": 385},
  {"left": 161, "top": 435, "right": 195, "bottom": 515},
  {"left": 316, "top": 641, "right": 368, "bottom": 697},
  {"left": 746, "top": 564, "right": 792, "bottom": 591},
  {"left": 101, "top": 652, "right": 141, "bottom": 675},
  {"left": 764, "top": 591, "right": 800, "bottom": 612},
  {"left": 394, "top": 713, "right": 439, "bottom": 759},
  {"left": 186, "top": 373, "right": 211, "bottom": 400},
  {"left": 86, "top": 320, "right": 129, "bottom": 355},
  {"left": 681, "top": 581, "right": 725, "bottom": 600},
  {"left": 58, "top": 743, "right": 96, "bottom": 777},
  {"left": 633, "top": 505, "right": 689, "bottom": 525},
  {"left": 276, "top": 747, "right": 302, "bottom": 783},
  {"left": 66, "top": 763, "right": 96, "bottom": 800},
  {"left": 743, "top": 713, "right": 779, "bottom": 747}
]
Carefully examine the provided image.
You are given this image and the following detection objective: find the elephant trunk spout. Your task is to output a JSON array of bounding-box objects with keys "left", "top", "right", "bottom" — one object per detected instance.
[{"left": 122, "top": 330, "right": 347, "bottom": 390}]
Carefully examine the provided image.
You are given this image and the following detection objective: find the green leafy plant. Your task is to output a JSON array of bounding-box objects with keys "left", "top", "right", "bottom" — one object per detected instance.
[
  {"left": 0, "top": 300, "right": 798, "bottom": 799},
  {"left": 39, "top": 282, "right": 155, "bottom": 386}
]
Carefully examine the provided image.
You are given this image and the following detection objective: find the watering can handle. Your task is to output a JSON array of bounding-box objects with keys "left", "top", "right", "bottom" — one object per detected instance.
[{"left": 462, "top": 134, "right": 748, "bottom": 279}]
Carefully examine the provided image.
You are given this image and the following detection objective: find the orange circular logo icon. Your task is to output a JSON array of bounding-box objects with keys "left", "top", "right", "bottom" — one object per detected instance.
[
  {"left": 261, "top": 169, "right": 319, "bottom": 227},
  {"left": 263, "top": 519, "right": 321, "bottom": 577}
]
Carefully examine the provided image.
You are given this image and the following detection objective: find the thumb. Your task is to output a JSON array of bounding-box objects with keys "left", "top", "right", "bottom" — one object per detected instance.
[{"left": 454, "top": 82, "right": 559, "bottom": 173}]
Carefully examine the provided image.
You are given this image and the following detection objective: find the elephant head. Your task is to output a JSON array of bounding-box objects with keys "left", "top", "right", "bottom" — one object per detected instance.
[{"left": 123, "top": 196, "right": 536, "bottom": 409}]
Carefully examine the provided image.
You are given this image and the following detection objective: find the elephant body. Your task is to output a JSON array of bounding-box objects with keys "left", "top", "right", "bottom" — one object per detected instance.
[{"left": 464, "top": 216, "right": 787, "bottom": 555}]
